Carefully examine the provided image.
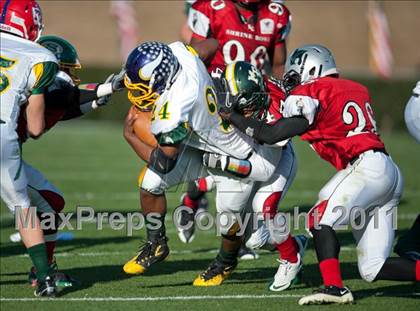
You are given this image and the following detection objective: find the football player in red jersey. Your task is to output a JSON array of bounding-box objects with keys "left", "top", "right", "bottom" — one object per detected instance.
[
  {"left": 218, "top": 44, "right": 420, "bottom": 304},
  {"left": 179, "top": 0, "right": 292, "bottom": 258},
  {"left": 188, "top": 0, "right": 291, "bottom": 78}
]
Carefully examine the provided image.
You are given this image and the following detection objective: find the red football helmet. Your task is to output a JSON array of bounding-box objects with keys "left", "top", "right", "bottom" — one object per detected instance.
[{"left": 0, "top": 0, "right": 44, "bottom": 41}]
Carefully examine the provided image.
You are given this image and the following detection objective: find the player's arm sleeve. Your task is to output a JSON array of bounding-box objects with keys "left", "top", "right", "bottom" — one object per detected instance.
[
  {"left": 31, "top": 61, "right": 59, "bottom": 94},
  {"left": 229, "top": 112, "right": 309, "bottom": 145},
  {"left": 61, "top": 82, "right": 115, "bottom": 119},
  {"left": 187, "top": 1, "right": 211, "bottom": 39},
  {"left": 78, "top": 82, "right": 114, "bottom": 103}
]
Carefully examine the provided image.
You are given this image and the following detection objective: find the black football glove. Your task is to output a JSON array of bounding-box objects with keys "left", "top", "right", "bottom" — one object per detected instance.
[{"left": 212, "top": 77, "right": 237, "bottom": 114}]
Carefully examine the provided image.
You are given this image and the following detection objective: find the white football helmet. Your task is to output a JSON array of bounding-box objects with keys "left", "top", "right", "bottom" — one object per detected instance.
[{"left": 283, "top": 44, "right": 338, "bottom": 92}]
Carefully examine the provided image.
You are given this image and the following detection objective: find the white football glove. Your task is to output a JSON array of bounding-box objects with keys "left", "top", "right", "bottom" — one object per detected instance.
[
  {"left": 92, "top": 95, "right": 111, "bottom": 108},
  {"left": 109, "top": 68, "right": 126, "bottom": 92}
]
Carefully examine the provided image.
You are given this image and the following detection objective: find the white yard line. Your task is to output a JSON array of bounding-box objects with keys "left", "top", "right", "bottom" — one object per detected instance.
[
  {"left": 0, "top": 294, "right": 301, "bottom": 302},
  {"left": 1, "top": 292, "right": 419, "bottom": 302},
  {"left": 15, "top": 246, "right": 354, "bottom": 259}
]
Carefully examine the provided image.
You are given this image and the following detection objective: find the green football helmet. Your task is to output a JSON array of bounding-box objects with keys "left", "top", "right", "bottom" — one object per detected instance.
[
  {"left": 37, "top": 35, "right": 81, "bottom": 85},
  {"left": 223, "top": 61, "right": 269, "bottom": 119}
]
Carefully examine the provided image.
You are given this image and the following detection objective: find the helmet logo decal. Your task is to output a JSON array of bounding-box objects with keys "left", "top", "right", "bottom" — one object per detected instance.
[
  {"left": 138, "top": 49, "right": 163, "bottom": 81},
  {"left": 248, "top": 66, "right": 259, "bottom": 85},
  {"left": 290, "top": 49, "right": 307, "bottom": 66},
  {"left": 43, "top": 41, "right": 64, "bottom": 59}
]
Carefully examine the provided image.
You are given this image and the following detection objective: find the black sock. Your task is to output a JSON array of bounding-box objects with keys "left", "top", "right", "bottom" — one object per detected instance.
[
  {"left": 216, "top": 247, "right": 239, "bottom": 265},
  {"left": 145, "top": 214, "right": 166, "bottom": 241},
  {"left": 311, "top": 225, "right": 340, "bottom": 262},
  {"left": 376, "top": 257, "right": 417, "bottom": 281}
]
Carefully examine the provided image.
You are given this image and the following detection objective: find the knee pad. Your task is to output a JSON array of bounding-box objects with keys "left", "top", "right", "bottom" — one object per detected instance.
[{"left": 139, "top": 168, "right": 166, "bottom": 195}]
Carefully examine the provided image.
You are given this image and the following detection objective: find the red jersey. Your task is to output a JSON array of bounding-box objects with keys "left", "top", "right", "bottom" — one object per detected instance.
[
  {"left": 264, "top": 76, "right": 286, "bottom": 124},
  {"left": 188, "top": 0, "right": 291, "bottom": 74},
  {"left": 283, "top": 77, "right": 385, "bottom": 170}
]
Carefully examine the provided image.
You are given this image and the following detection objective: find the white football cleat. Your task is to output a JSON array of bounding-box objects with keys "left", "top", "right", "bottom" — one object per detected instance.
[
  {"left": 268, "top": 235, "right": 308, "bottom": 292},
  {"left": 269, "top": 253, "right": 302, "bottom": 291},
  {"left": 298, "top": 286, "right": 354, "bottom": 305}
]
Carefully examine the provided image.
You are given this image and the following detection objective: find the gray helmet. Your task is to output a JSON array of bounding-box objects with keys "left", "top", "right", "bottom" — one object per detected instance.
[{"left": 283, "top": 44, "right": 338, "bottom": 92}]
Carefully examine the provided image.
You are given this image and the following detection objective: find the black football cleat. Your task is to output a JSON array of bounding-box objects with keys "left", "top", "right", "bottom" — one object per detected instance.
[
  {"left": 34, "top": 275, "right": 57, "bottom": 297},
  {"left": 29, "top": 260, "right": 79, "bottom": 288}
]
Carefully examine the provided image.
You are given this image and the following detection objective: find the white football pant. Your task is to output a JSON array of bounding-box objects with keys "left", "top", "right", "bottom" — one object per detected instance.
[
  {"left": 0, "top": 125, "right": 30, "bottom": 212},
  {"left": 404, "top": 81, "right": 420, "bottom": 143},
  {"left": 308, "top": 150, "right": 403, "bottom": 282}
]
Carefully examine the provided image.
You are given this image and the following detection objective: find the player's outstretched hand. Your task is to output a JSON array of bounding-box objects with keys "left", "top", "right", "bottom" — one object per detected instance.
[
  {"left": 108, "top": 68, "right": 126, "bottom": 92},
  {"left": 213, "top": 77, "right": 236, "bottom": 119},
  {"left": 94, "top": 94, "right": 111, "bottom": 107}
]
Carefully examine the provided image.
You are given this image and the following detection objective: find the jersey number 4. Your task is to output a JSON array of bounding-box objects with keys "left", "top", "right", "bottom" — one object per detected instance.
[{"left": 342, "top": 101, "right": 377, "bottom": 137}]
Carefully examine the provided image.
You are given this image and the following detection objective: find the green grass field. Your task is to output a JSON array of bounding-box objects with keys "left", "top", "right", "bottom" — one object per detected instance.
[{"left": 1, "top": 120, "right": 419, "bottom": 310}]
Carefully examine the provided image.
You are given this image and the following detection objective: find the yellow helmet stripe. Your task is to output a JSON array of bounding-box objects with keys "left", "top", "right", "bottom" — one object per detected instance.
[{"left": 226, "top": 63, "right": 238, "bottom": 95}]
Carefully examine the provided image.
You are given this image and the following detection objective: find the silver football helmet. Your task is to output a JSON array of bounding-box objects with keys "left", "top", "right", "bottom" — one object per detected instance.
[{"left": 283, "top": 44, "right": 338, "bottom": 92}]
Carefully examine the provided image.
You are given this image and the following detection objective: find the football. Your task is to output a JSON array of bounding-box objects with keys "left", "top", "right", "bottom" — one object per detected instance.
[{"left": 132, "top": 108, "right": 158, "bottom": 148}]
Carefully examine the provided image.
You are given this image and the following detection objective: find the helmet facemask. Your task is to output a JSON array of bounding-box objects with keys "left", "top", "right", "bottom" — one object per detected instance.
[
  {"left": 236, "top": 91, "right": 269, "bottom": 120},
  {"left": 124, "top": 75, "right": 159, "bottom": 112},
  {"left": 61, "top": 62, "right": 81, "bottom": 86},
  {"left": 282, "top": 70, "right": 301, "bottom": 94}
]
